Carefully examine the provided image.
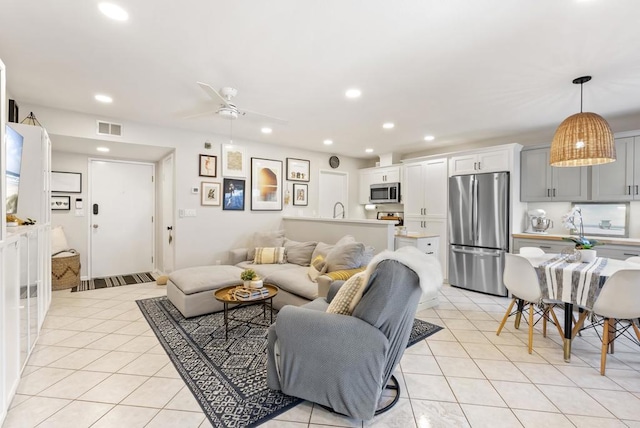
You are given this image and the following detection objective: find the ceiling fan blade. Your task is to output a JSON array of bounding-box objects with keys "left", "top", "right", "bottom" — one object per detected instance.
[
  {"left": 238, "top": 108, "right": 288, "bottom": 124},
  {"left": 197, "top": 81, "right": 231, "bottom": 108}
]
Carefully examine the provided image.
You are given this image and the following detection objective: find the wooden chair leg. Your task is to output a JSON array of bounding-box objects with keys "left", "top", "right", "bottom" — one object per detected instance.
[
  {"left": 608, "top": 318, "right": 616, "bottom": 354},
  {"left": 548, "top": 306, "right": 564, "bottom": 340},
  {"left": 528, "top": 303, "right": 534, "bottom": 354},
  {"left": 632, "top": 320, "right": 640, "bottom": 343},
  {"left": 496, "top": 298, "right": 516, "bottom": 336},
  {"left": 601, "top": 317, "right": 610, "bottom": 376},
  {"left": 543, "top": 307, "right": 548, "bottom": 338},
  {"left": 514, "top": 299, "right": 524, "bottom": 329},
  {"left": 571, "top": 311, "right": 590, "bottom": 340}
]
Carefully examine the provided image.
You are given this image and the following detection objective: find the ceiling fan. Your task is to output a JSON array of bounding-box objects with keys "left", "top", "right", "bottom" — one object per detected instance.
[{"left": 187, "top": 81, "right": 287, "bottom": 124}]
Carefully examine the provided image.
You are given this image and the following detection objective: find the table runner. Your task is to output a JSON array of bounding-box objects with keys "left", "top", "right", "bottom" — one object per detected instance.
[{"left": 535, "top": 255, "right": 608, "bottom": 309}]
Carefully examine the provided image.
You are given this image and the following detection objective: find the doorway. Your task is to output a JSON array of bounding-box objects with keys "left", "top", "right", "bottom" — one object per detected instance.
[
  {"left": 318, "top": 170, "right": 348, "bottom": 218},
  {"left": 88, "top": 159, "right": 155, "bottom": 278},
  {"left": 161, "top": 154, "right": 175, "bottom": 274}
]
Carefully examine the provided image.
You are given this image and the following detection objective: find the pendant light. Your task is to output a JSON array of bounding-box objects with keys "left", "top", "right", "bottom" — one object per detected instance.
[
  {"left": 20, "top": 111, "right": 42, "bottom": 127},
  {"left": 550, "top": 76, "right": 615, "bottom": 167}
]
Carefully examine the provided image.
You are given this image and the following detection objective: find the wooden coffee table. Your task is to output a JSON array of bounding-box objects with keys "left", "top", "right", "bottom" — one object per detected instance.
[{"left": 213, "top": 284, "right": 278, "bottom": 340}]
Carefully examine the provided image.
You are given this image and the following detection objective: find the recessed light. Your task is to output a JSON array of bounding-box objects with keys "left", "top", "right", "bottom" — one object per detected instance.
[
  {"left": 345, "top": 88, "right": 361, "bottom": 99},
  {"left": 94, "top": 94, "right": 113, "bottom": 103},
  {"left": 261, "top": 127, "right": 272, "bottom": 134},
  {"left": 365, "top": 148, "right": 374, "bottom": 153},
  {"left": 424, "top": 135, "right": 435, "bottom": 141},
  {"left": 323, "top": 139, "right": 333, "bottom": 145},
  {"left": 97, "top": 147, "right": 110, "bottom": 152},
  {"left": 98, "top": 3, "right": 129, "bottom": 21},
  {"left": 383, "top": 122, "right": 395, "bottom": 129}
]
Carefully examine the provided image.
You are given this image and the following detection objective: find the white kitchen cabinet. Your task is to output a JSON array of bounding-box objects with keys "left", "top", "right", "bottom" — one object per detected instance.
[
  {"left": 403, "top": 158, "right": 447, "bottom": 217},
  {"left": 395, "top": 235, "right": 439, "bottom": 257},
  {"left": 404, "top": 217, "right": 448, "bottom": 276},
  {"left": 591, "top": 137, "right": 640, "bottom": 201},
  {"left": 512, "top": 237, "right": 571, "bottom": 254},
  {"left": 520, "top": 147, "right": 588, "bottom": 202},
  {"left": 358, "top": 165, "right": 402, "bottom": 204},
  {"left": 449, "top": 148, "right": 510, "bottom": 176}
]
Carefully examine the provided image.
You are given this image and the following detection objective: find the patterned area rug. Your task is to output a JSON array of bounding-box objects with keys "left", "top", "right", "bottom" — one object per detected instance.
[
  {"left": 71, "top": 272, "right": 156, "bottom": 292},
  {"left": 137, "top": 296, "right": 443, "bottom": 427}
]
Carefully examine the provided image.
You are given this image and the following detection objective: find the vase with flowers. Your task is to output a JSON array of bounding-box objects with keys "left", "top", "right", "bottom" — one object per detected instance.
[{"left": 561, "top": 206, "right": 602, "bottom": 262}]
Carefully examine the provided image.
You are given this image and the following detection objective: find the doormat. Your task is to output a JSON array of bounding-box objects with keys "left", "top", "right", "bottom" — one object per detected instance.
[
  {"left": 71, "top": 272, "right": 156, "bottom": 292},
  {"left": 136, "top": 296, "right": 443, "bottom": 427}
]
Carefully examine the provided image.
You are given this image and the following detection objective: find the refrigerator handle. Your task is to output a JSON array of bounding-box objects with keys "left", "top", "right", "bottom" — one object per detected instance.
[
  {"left": 452, "top": 248, "right": 501, "bottom": 257},
  {"left": 472, "top": 177, "right": 479, "bottom": 242}
]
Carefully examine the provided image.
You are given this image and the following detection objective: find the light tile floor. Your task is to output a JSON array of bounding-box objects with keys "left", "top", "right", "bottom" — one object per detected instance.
[{"left": 3, "top": 282, "right": 640, "bottom": 427}]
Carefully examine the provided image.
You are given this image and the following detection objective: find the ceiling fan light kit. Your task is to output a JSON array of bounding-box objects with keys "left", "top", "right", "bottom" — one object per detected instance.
[{"left": 550, "top": 75, "right": 616, "bottom": 167}]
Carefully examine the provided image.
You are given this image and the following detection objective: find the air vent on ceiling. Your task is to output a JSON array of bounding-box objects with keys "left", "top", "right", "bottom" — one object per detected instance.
[{"left": 96, "top": 120, "right": 122, "bottom": 137}]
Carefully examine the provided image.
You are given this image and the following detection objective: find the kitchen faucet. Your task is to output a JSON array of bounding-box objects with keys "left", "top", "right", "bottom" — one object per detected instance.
[{"left": 333, "top": 202, "right": 345, "bottom": 219}]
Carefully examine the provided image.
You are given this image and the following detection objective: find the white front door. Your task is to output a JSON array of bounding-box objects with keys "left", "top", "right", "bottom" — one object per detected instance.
[
  {"left": 161, "top": 154, "right": 175, "bottom": 273},
  {"left": 89, "top": 160, "right": 155, "bottom": 278},
  {"left": 319, "top": 170, "right": 348, "bottom": 218}
]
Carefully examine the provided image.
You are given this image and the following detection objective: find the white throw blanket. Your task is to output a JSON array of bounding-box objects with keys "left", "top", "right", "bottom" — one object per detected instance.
[{"left": 363, "top": 246, "right": 443, "bottom": 295}]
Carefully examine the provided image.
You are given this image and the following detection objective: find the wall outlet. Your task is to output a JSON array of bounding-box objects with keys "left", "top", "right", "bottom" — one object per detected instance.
[{"left": 191, "top": 187, "right": 199, "bottom": 194}]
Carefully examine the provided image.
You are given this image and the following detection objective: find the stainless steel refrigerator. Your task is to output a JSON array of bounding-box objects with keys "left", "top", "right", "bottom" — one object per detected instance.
[{"left": 448, "top": 172, "right": 509, "bottom": 296}]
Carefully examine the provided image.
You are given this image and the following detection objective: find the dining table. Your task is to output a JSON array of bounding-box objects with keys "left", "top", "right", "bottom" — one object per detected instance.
[{"left": 522, "top": 253, "right": 640, "bottom": 362}]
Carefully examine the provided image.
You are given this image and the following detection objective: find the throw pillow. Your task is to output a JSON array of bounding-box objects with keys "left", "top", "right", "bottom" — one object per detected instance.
[
  {"left": 248, "top": 230, "right": 285, "bottom": 260},
  {"left": 335, "top": 234, "right": 356, "bottom": 246},
  {"left": 325, "top": 267, "right": 366, "bottom": 281},
  {"left": 254, "top": 247, "right": 286, "bottom": 264},
  {"left": 326, "top": 272, "right": 367, "bottom": 315},
  {"left": 311, "top": 241, "right": 334, "bottom": 262},
  {"left": 51, "top": 226, "right": 69, "bottom": 255},
  {"left": 324, "top": 243, "right": 365, "bottom": 272},
  {"left": 307, "top": 255, "right": 327, "bottom": 282},
  {"left": 284, "top": 238, "right": 317, "bottom": 266}
]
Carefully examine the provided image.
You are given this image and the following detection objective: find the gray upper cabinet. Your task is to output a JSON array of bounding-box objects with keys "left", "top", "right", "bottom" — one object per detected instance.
[
  {"left": 520, "top": 147, "right": 588, "bottom": 202},
  {"left": 591, "top": 137, "right": 640, "bottom": 201}
]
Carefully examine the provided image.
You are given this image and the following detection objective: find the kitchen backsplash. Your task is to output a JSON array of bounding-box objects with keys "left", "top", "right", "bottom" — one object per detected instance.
[{"left": 526, "top": 201, "right": 640, "bottom": 239}]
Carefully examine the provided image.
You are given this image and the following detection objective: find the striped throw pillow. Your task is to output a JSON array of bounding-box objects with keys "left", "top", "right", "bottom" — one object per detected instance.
[
  {"left": 325, "top": 267, "right": 366, "bottom": 281},
  {"left": 254, "top": 247, "right": 286, "bottom": 264},
  {"left": 326, "top": 272, "right": 367, "bottom": 315}
]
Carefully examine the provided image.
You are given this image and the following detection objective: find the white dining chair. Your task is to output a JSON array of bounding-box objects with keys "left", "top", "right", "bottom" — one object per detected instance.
[
  {"left": 625, "top": 256, "right": 640, "bottom": 264},
  {"left": 518, "top": 247, "right": 545, "bottom": 257},
  {"left": 591, "top": 269, "right": 640, "bottom": 375},
  {"left": 497, "top": 253, "right": 563, "bottom": 353}
]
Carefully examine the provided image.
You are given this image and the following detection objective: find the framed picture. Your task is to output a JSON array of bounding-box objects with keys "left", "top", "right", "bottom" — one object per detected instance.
[
  {"left": 51, "top": 171, "right": 82, "bottom": 193},
  {"left": 251, "top": 158, "right": 283, "bottom": 211},
  {"left": 286, "top": 158, "right": 310, "bottom": 182},
  {"left": 51, "top": 195, "right": 71, "bottom": 211},
  {"left": 201, "top": 182, "right": 221, "bottom": 206},
  {"left": 293, "top": 183, "right": 308, "bottom": 206},
  {"left": 222, "top": 144, "right": 247, "bottom": 177},
  {"left": 222, "top": 178, "right": 245, "bottom": 211},
  {"left": 199, "top": 154, "right": 217, "bottom": 177}
]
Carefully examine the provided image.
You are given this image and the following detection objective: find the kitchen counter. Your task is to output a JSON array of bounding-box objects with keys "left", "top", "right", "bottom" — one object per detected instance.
[
  {"left": 513, "top": 233, "right": 640, "bottom": 247},
  {"left": 395, "top": 232, "right": 439, "bottom": 239}
]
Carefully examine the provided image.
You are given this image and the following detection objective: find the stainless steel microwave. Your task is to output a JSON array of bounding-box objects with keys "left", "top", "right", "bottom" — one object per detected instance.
[{"left": 370, "top": 182, "right": 401, "bottom": 204}]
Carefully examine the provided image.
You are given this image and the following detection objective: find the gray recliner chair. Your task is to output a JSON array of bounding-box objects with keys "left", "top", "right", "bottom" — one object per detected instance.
[{"left": 266, "top": 259, "right": 422, "bottom": 420}]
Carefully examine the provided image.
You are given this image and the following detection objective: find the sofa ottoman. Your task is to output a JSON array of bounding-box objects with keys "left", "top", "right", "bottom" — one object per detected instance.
[{"left": 167, "top": 265, "right": 244, "bottom": 318}]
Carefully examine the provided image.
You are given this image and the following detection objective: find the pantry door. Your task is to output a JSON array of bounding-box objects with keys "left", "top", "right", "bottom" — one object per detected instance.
[{"left": 89, "top": 159, "right": 155, "bottom": 278}]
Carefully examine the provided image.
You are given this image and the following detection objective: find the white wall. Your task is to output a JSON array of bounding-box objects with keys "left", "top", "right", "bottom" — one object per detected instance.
[{"left": 25, "top": 103, "right": 368, "bottom": 274}]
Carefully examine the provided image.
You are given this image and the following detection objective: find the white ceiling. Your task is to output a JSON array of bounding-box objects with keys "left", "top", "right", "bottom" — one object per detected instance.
[{"left": 2, "top": 0, "right": 640, "bottom": 159}]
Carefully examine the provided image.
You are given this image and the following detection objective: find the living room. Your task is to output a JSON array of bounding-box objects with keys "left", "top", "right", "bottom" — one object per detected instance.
[{"left": 2, "top": 1, "right": 640, "bottom": 427}]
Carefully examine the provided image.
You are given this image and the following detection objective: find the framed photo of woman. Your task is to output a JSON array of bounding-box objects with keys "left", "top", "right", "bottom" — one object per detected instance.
[
  {"left": 199, "top": 154, "right": 217, "bottom": 177},
  {"left": 293, "top": 183, "right": 308, "bottom": 206}
]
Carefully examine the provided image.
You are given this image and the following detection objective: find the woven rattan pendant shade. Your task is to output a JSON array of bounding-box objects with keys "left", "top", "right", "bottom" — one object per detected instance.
[{"left": 550, "top": 112, "right": 615, "bottom": 167}]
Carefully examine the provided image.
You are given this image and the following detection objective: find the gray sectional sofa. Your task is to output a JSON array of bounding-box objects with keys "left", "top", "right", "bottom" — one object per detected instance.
[{"left": 166, "top": 232, "right": 370, "bottom": 318}]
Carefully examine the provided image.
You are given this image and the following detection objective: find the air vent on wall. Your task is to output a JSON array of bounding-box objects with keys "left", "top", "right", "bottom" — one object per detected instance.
[{"left": 96, "top": 120, "right": 122, "bottom": 136}]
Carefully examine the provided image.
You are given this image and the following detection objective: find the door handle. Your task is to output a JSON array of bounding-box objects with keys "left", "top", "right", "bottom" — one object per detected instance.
[
  {"left": 553, "top": 188, "right": 556, "bottom": 197},
  {"left": 629, "top": 185, "right": 632, "bottom": 195},
  {"left": 636, "top": 185, "right": 639, "bottom": 195},
  {"left": 477, "top": 161, "right": 481, "bottom": 170},
  {"left": 92, "top": 224, "right": 99, "bottom": 229},
  {"left": 167, "top": 226, "right": 173, "bottom": 231},
  {"left": 547, "top": 189, "right": 550, "bottom": 197},
  {"left": 93, "top": 204, "right": 99, "bottom": 215}
]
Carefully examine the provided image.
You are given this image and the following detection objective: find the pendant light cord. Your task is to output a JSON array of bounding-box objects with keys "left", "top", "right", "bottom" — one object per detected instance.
[{"left": 580, "top": 82, "right": 583, "bottom": 113}]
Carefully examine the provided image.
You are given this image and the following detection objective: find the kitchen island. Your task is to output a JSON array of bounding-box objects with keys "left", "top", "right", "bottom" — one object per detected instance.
[{"left": 512, "top": 233, "right": 640, "bottom": 260}]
